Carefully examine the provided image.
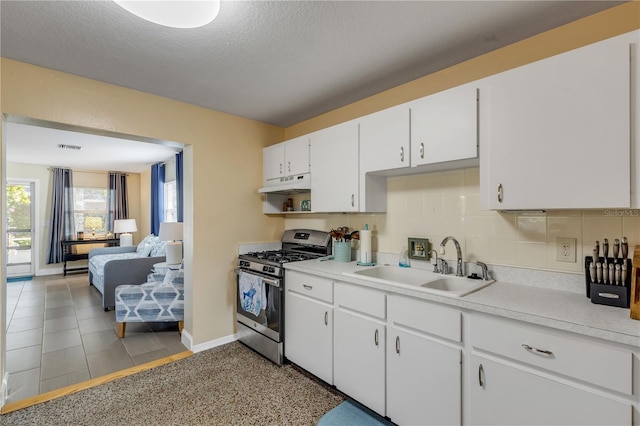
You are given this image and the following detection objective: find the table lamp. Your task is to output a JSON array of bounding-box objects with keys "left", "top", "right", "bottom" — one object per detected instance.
[
  {"left": 159, "top": 222, "right": 184, "bottom": 265},
  {"left": 114, "top": 219, "right": 137, "bottom": 247},
  {"left": 84, "top": 216, "right": 103, "bottom": 238}
]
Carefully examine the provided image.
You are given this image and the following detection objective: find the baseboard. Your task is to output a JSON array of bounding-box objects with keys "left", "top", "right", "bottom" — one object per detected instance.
[
  {"left": 1, "top": 372, "right": 9, "bottom": 408},
  {"left": 181, "top": 330, "right": 237, "bottom": 353}
]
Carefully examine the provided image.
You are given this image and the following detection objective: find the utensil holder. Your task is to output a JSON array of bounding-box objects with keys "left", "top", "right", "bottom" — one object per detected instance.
[
  {"left": 334, "top": 241, "right": 352, "bottom": 262},
  {"left": 584, "top": 256, "right": 632, "bottom": 308}
]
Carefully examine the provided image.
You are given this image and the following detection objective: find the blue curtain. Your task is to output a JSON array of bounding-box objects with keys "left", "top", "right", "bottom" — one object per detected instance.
[
  {"left": 176, "top": 151, "right": 184, "bottom": 222},
  {"left": 151, "top": 163, "right": 165, "bottom": 235},
  {"left": 46, "top": 168, "right": 75, "bottom": 264},
  {"left": 108, "top": 172, "right": 129, "bottom": 231}
]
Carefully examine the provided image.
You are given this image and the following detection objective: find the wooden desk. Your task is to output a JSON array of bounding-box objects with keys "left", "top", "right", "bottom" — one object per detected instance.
[{"left": 61, "top": 238, "right": 120, "bottom": 276}]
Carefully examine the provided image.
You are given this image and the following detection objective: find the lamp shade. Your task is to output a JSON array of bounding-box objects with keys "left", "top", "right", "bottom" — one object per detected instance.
[
  {"left": 114, "top": 219, "right": 138, "bottom": 234},
  {"left": 158, "top": 222, "right": 184, "bottom": 241}
]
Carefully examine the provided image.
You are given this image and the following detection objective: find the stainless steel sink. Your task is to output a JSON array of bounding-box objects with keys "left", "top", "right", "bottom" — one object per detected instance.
[{"left": 343, "top": 266, "right": 494, "bottom": 297}]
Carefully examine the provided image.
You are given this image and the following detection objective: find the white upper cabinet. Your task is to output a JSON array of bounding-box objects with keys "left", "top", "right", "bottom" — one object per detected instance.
[
  {"left": 263, "top": 136, "right": 310, "bottom": 182},
  {"left": 410, "top": 83, "right": 478, "bottom": 167},
  {"left": 310, "top": 120, "right": 360, "bottom": 212},
  {"left": 360, "top": 104, "right": 411, "bottom": 172},
  {"left": 480, "top": 32, "right": 633, "bottom": 210}
]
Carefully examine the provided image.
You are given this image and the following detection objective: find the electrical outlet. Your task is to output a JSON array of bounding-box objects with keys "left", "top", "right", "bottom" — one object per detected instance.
[{"left": 556, "top": 237, "right": 576, "bottom": 263}]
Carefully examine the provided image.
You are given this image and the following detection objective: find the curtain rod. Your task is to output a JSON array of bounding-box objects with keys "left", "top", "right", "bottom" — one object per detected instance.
[{"left": 47, "top": 167, "right": 129, "bottom": 176}]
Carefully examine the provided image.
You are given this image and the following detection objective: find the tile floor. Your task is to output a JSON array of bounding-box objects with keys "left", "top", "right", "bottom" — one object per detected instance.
[{"left": 5, "top": 274, "right": 186, "bottom": 403}]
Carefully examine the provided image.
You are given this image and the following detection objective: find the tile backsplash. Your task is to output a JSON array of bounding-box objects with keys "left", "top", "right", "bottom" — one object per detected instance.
[{"left": 284, "top": 167, "right": 640, "bottom": 275}]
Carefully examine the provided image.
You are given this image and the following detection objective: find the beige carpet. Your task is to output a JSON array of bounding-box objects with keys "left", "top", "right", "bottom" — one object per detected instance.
[{"left": 1, "top": 341, "right": 344, "bottom": 425}]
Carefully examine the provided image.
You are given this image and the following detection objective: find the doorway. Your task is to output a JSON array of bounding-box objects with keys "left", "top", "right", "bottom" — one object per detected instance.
[{"left": 6, "top": 180, "right": 36, "bottom": 279}]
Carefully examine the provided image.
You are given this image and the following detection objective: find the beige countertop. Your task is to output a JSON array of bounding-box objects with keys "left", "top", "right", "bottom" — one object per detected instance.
[{"left": 284, "top": 259, "right": 640, "bottom": 348}]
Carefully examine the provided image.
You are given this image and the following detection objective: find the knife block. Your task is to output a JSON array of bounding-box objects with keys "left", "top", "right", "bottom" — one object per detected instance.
[
  {"left": 584, "top": 256, "right": 631, "bottom": 308},
  {"left": 630, "top": 246, "right": 640, "bottom": 320}
]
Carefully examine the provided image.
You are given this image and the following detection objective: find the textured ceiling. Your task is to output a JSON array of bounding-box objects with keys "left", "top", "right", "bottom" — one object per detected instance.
[
  {"left": 0, "top": 1, "right": 624, "bottom": 172},
  {"left": 0, "top": 0, "right": 623, "bottom": 127}
]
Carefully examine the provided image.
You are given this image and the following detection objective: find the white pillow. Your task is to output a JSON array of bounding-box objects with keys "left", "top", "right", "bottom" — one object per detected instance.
[
  {"left": 151, "top": 240, "right": 168, "bottom": 257},
  {"left": 136, "top": 234, "right": 157, "bottom": 257}
]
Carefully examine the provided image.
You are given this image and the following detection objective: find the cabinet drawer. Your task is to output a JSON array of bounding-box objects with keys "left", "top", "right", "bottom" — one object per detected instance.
[
  {"left": 335, "top": 282, "right": 385, "bottom": 319},
  {"left": 286, "top": 271, "right": 333, "bottom": 303},
  {"left": 388, "top": 295, "right": 461, "bottom": 342},
  {"left": 471, "top": 314, "right": 632, "bottom": 394}
]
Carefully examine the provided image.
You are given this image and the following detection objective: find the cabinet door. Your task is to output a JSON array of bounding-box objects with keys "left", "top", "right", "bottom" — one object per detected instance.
[
  {"left": 387, "top": 328, "right": 461, "bottom": 426},
  {"left": 480, "top": 36, "right": 630, "bottom": 209},
  {"left": 469, "top": 356, "right": 630, "bottom": 425},
  {"left": 310, "top": 120, "right": 359, "bottom": 212},
  {"left": 284, "top": 136, "right": 310, "bottom": 176},
  {"left": 334, "top": 309, "right": 386, "bottom": 416},
  {"left": 263, "top": 143, "right": 285, "bottom": 182},
  {"left": 285, "top": 291, "right": 333, "bottom": 384},
  {"left": 360, "top": 104, "right": 411, "bottom": 172},
  {"left": 411, "top": 83, "right": 478, "bottom": 167}
]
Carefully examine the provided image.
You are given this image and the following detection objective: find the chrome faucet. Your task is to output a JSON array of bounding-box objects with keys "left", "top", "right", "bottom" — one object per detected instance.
[
  {"left": 439, "top": 236, "right": 464, "bottom": 277},
  {"left": 476, "top": 261, "right": 490, "bottom": 281}
]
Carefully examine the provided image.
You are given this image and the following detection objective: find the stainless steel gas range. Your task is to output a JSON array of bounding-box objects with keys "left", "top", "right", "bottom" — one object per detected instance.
[{"left": 236, "top": 229, "right": 332, "bottom": 365}]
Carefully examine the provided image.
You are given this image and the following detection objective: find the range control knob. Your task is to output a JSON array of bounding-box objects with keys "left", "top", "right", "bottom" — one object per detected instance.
[
  {"left": 268, "top": 267, "right": 276, "bottom": 273},
  {"left": 262, "top": 265, "right": 269, "bottom": 272}
]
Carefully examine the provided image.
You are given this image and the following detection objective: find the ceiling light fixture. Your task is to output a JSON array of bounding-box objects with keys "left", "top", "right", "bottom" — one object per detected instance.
[{"left": 113, "top": 0, "right": 220, "bottom": 29}]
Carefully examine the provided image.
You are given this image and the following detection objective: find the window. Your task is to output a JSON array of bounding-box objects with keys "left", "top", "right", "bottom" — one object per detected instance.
[
  {"left": 73, "top": 187, "right": 108, "bottom": 235},
  {"left": 164, "top": 180, "right": 177, "bottom": 222}
]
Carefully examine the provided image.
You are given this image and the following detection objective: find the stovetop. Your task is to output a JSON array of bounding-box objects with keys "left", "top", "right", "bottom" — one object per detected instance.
[
  {"left": 238, "top": 229, "right": 332, "bottom": 277},
  {"left": 243, "top": 250, "right": 317, "bottom": 264}
]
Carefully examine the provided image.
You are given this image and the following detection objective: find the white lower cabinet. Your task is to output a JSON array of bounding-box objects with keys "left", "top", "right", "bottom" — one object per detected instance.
[
  {"left": 333, "top": 282, "right": 386, "bottom": 416},
  {"left": 469, "top": 356, "right": 630, "bottom": 425},
  {"left": 284, "top": 271, "right": 333, "bottom": 385},
  {"left": 469, "top": 314, "right": 632, "bottom": 425},
  {"left": 387, "top": 295, "right": 462, "bottom": 426}
]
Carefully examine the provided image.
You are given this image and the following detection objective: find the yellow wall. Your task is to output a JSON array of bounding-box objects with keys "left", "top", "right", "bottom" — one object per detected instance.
[
  {"left": 285, "top": 2, "right": 640, "bottom": 138},
  {"left": 1, "top": 59, "right": 286, "bottom": 349},
  {"left": 283, "top": 2, "right": 640, "bottom": 279}
]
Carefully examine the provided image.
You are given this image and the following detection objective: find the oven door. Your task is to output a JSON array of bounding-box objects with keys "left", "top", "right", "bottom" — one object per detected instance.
[{"left": 236, "top": 269, "right": 282, "bottom": 342}]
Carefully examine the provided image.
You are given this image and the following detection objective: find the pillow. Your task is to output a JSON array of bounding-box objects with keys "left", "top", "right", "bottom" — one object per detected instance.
[
  {"left": 151, "top": 240, "right": 168, "bottom": 257},
  {"left": 136, "top": 234, "right": 157, "bottom": 257}
]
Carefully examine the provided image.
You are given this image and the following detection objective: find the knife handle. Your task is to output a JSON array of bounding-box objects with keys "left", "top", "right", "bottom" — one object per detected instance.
[
  {"left": 613, "top": 239, "right": 620, "bottom": 260},
  {"left": 615, "top": 263, "right": 621, "bottom": 286},
  {"left": 602, "top": 239, "right": 609, "bottom": 259},
  {"left": 621, "top": 263, "right": 627, "bottom": 286},
  {"left": 602, "top": 263, "right": 609, "bottom": 284},
  {"left": 589, "top": 262, "right": 596, "bottom": 284},
  {"left": 596, "top": 262, "right": 602, "bottom": 284},
  {"left": 608, "top": 263, "right": 615, "bottom": 285},
  {"left": 621, "top": 236, "right": 628, "bottom": 259}
]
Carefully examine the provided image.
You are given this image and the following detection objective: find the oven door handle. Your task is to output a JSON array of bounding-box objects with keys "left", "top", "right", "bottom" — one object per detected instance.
[{"left": 235, "top": 269, "right": 280, "bottom": 288}]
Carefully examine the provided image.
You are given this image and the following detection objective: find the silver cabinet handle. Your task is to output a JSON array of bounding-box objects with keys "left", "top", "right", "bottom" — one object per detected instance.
[
  {"left": 288, "top": 161, "right": 291, "bottom": 173},
  {"left": 400, "top": 146, "right": 404, "bottom": 162},
  {"left": 522, "top": 344, "right": 553, "bottom": 356},
  {"left": 419, "top": 143, "right": 424, "bottom": 159},
  {"left": 351, "top": 194, "right": 355, "bottom": 207},
  {"left": 395, "top": 336, "right": 400, "bottom": 354},
  {"left": 374, "top": 329, "right": 379, "bottom": 346},
  {"left": 324, "top": 311, "right": 328, "bottom": 326},
  {"left": 497, "top": 183, "right": 503, "bottom": 203},
  {"left": 478, "top": 363, "right": 485, "bottom": 388},
  {"left": 303, "top": 284, "right": 313, "bottom": 290}
]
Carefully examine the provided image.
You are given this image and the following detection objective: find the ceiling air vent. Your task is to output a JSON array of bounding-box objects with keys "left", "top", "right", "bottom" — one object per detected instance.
[{"left": 57, "top": 144, "right": 82, "bottom": 151}]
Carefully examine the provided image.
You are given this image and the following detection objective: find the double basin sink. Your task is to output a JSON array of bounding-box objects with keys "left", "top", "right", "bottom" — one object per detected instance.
[{"left": 342, "top": 265, "right": 494, "bottom": 297}]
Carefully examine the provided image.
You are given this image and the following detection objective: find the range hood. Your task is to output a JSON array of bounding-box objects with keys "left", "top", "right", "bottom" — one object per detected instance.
[{"left": 258, "top": 173, "right": 311, "bottom": 194}]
